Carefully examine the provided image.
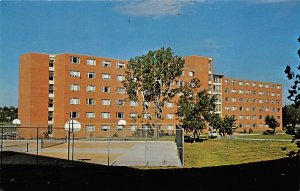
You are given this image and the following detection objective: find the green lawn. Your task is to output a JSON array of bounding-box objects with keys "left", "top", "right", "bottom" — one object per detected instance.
[
  {"left": 184, "top": 137, "right": 298, "bottom": 168},
  {"left": 235, "top": 133, "right": 292, "bottom": 140}
]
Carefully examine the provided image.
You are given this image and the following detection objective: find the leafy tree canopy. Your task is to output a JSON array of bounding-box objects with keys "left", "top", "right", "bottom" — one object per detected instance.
[{"left": 265, "top": 115, "right": 280, "bottom": 132}]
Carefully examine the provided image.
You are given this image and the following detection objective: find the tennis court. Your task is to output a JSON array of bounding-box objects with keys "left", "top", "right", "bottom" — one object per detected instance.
[{"left": 1, "top": 140, "right": 182, "bottom": 167}]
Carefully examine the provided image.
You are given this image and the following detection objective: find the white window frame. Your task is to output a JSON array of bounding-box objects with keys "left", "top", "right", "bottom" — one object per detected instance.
[
  {"left": 102, "top": 86, "right": 111, "bottom": 93},
  {"left": 70, "top": 98, "right": 80, "bottom": 105},
  {"left": 86, "top": 112, "right": 95, "bottom": 119},
  {"left": 87, "top": 59, "right": 96, "bottom": 66},
  {"left": 116, "top": 75, "right": 125, "bottom": 81},
  {"left": 102, "top": 73, "right": 111, "bottom": 80},
  {"left": 70, "top": 70, "right": 80, "bottom": 77},
  {"left": 101, "top": 112, "right": 110, "bottom": 119},
  {"left": 86, "top": 85, "right": 96, "bottom": 92},
  {"left": 87, "top": 72, "right": 96, "bottom": 79},
  {"left": 101, "top": 99, "right": 111, "bottom": 106},
  {"left": 116, "top": 62, "right": 125, "bottom": 69},
  {"left": 70, "top": 84, "right": 80, "bottom": 91}
]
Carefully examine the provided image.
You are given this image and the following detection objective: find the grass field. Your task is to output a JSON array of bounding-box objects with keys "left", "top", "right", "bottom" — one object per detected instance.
[{"left": 184, "top": 135, "right": 298, "bottom": 168}]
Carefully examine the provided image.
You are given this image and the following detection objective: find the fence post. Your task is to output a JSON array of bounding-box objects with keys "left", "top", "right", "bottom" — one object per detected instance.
[
  {"left": 1, "top": 127, "right": 3, "bottom": 167},
  {"left": 36, "top": 127, "right": 39, "bottom": 165}
]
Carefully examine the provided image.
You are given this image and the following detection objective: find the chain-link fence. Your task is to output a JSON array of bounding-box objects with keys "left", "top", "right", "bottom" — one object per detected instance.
[{"left": 0, "top": 126, "right": 184, "bottom": 167}]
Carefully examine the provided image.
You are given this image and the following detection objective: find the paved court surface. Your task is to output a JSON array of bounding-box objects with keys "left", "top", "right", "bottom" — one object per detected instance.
[{"left": 2, "top": 140, "right": 182, "bottom": 167}]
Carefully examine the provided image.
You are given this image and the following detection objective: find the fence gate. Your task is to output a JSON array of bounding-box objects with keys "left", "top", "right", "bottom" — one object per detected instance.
[{"left": 176, "top": 125, "right": 184, "bottom": 167}]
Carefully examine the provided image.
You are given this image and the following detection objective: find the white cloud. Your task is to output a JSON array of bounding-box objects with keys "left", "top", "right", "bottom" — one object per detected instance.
[
  {"left": 115, "top": 0, "right": 206, "bottom": 18},
  {"left": 248, "top": 0, "right": 297, "bottom": 4}
]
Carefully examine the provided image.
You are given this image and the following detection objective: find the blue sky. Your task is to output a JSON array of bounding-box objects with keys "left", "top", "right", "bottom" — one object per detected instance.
[{"left": 0, "top": 0, "right": 299, "bottom": 107}]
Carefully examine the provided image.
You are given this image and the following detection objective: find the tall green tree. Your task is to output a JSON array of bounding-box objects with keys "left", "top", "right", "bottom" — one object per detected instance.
[
  {"left": 265, "top": 115, "right": 280, "bottom": 133},
  {"left": 284, "top": 35, "right": 300, "bottom": 108},
  {"left": 282, "top": 104, "right": 300, "bottom": 131},
  {"left": 176, "top": 78, "right": 216, "bottom": 141},
  {"left": 0, "top": 106, "right": 18, "bottom": 123},
  {"left": 122, "top": 47, "right": 184, "bottom": 129}
]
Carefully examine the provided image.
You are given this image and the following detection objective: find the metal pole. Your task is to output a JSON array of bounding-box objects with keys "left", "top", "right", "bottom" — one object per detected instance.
[
  {"left": 67, "top": 114, "right": 71, "bottom": 166},
  {"left": 36, "top": 127, "right": 39, "bottom": 165},
  {"left": 145, "top": 127, "right": 147, "bottom": 166},
  {"left": 107, "top": 129, "right": 110, "bottom": 166},
  {"left": 72, "top": 119, "right": 74, "bottom": 166},
  {"left": 1, "top": 127, "right": 3, "bottom": 167}
]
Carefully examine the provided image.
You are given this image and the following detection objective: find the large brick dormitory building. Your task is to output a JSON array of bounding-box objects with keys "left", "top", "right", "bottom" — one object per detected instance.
[{"left": 18, "top": 52, "right": 282, "bottom": 138}]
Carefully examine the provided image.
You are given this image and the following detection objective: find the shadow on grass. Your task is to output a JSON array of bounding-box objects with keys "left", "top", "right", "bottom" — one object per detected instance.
[{"left": 0, "top": 151, "right": 299, "bottom": 191}]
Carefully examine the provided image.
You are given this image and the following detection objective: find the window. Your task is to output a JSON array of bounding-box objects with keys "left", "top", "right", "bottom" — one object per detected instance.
[
  {"left": 87, "top": 72, "right": 96, "bottom": 79},
  {"left": 225, "top": 79, "right": 228, "bottom": 84},
  {"left": 265, "top": 99, "right": 269, "bottom": 103},
  {"left": 86, "top": 125, "right": 95, "bottom": 132},
  {"left": 86, "top": 85, "right": 96, "bottom": 92},
  {"left": 239, "top": 115, "right": 244, "bottom": 119},
  {"left": 238, "top": 89, "right": 244, "bottom": 94},
  {"left": 239, "top": 98, "right": 243, "bottom": 102},
  {"left": 231, "top": 98, "right": 236, "bottom": 102},
  {"left": 188, "top": 71, "right": 195, "bottom": 77},
  {"left": 231, "top": 80, "right": 236, "bottom": 85},
  {"left": 86, "top": 98, "right": 96, "bottom": 105},
  {"left": 70, "top": 84, "right": 80, "bottom": 91},
  {"left": 252, "top": 90, "right": 256, "bottom": 95},
  {"left": 239, "top": 106, "right": 243, "bottom": 111},
  {"left": 101, "top": 99, "right": 111, "bottom": 106},
  {"left": 49, "top": 84, "right": 54, "bottom": 94},
  {"left": 129, "top": 125, "right": 137, "bottom": 131},
  {"left": 87, "top": 59, "right": 96, "bottom": 66},
  {"left": 246, "top": 82, "right": 250, "bottom": 86},
  {"left": 265, "top": 107, "right": 270, "bottom": 112},
  {"left": 70, "top": 70, "right": 80, "bottom": 77},
  {"left": 238, "top": 81, "right": 243, "bottom": 86},
  {"left": 102, "top": 73, "right": 111, "bottom": 80},
  {"left": 102, "top": 61, "right": 111, "bottom": 67},
  {"left": 116, "top": 112, "right": 124, "bottom": 119},
  {"left": 253, "top": 99, "right": 256, "bottom": 103},
  {"left": 49, "top": 71, "right": 54, "bottom": 81},
  {"left": 225, "top": 97, "right": 229, "bottom": 102},
  {"left": 271, "top": 92, "right": 275, "bottom": 97},
  {"left": 101, "top": 112, "right": 110, "bottom": 119},
  {"left": 70, "top": 111, "right": 79, "bottom": 118},
  {"left": 259, "top": 91, "right": 263, "bottom": 96},
  {"left": 101, "top": 125, "right": 110, "bottom": 131},
  {"left": 102, "top": 86, "right": 110, "bottom": 93},
  {"left": 259, "top": 107, "right": 263, "bottom": 112},
  {"left": 253, "top": 107, "right": 257, "bottom": 112},
  {"left": 232, "top": 106, "right": 237, "bottom": 111},
  {"left": 252, "top": 115, "right": 257, "bottom": 120},
  {"left": 246, "top": 98, "right": 250, "bottom": 103},
  {"left": 246, "top": 115, "right": 250, "bottom": 120},
  {"left": 166, "top": 102, "right": 174, "bottom": 108},
  {"left": 70, "top": 98, "right": 80, "bottom": 105},
  {"left": 231, "top": 89, "right": 236, "bottom": 93},
  {"left": 166, "top": 113, "right": 174, "bottom": 119},
  {"left": 277, "top": 93, "right": 281, "bottom": 97},
  {"left": 259, "top": 99, "right": 263, "bottom": 104},
  {"left": 143, "top": 113, "right": 151, "bottom": 119},
  {"left": 116, "top": 75, "right": 125, "bottom": 81},
  {"left": 245, "top": 107, "right": 250, "bottom": 111},
  {"left": 277, "top": 85, "right": 281, "bottom": 89},
  {"left": 265, "top": 84, "right": 269, "bottom": 88},
  {"left": 259, "top": 115, "right": 263, "bottom": 120},
  {"left": 252, "top": 83, "right": 256, "bottom": 87},
  {"left": 177, "top": 81, "right": 184, "bottom": 87},
  {"left": 116, "top": 99, "right": 124, "bottom": 106},
  {"left": 129, "top": 112, "right": 138, "bottom": 118},
  {"left": 246, "top": 90, "right": 250, "bottom": 95},
  {"left": 86, "top": 112, "right": 95, "bottom": 119},
  {"left": 224, "top": 89, "right": 229, "bottom": 93},
  {"left": 116, "top": 87, "right": 126, "bottom": 94},
  {"left": 225, "top": 106, "right": 229, "bottom": 111},
  {"left": 70, "top": 56, "right": 80, "bottom": 64},
  {"left": 129, "top": 101, "right": 138, "bottom": 106},
  {"left": 116, "top": 62, "right": 125, "bottom": 69},
  {"left": 116, "top": 125, "right": 123, "bottom": 131},
  {"left": 259, "top": 83, "right": 263, "bottom": 88}
]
